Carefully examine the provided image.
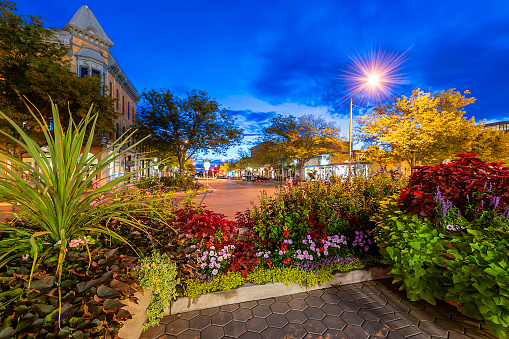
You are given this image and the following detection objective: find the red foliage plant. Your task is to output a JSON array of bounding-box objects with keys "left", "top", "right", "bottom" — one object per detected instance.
[
  {"left": 398, "top": 153, "right": 509, "bottom": 218},
  {"left": 172, "top": 207, "right": 237, "bottom": 243},
  {"left": 226, "top": 239, "right": 260, "bottom": 278}
]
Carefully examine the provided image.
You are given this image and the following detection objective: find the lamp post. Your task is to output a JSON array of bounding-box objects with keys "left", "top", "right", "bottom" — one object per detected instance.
[{"left": 348, "top": 75, "right": 379, "bottom": 182}]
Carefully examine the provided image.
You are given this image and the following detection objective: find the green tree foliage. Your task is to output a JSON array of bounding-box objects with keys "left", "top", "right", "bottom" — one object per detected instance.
[
  {"left": 135, "top": 89, "right": 243, "bottom": 175},
  {"left": 0, "top": 1, "right": 117, "bottom": 157},
  {"left": 263, "top": 114, "right": 346, "bottom": 180},
  {"left": 356, "top": 88, "right": 509, "bottom": 172}
]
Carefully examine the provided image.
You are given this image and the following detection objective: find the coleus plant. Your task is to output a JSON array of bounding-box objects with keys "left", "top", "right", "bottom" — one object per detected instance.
[{"left": 398, "top": 153, "right": 509, "bottom": 219}]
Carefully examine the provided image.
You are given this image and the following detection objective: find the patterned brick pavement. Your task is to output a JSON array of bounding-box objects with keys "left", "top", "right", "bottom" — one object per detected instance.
[{"left": 140, "top": 279, "right": 498, "bottom": 339}]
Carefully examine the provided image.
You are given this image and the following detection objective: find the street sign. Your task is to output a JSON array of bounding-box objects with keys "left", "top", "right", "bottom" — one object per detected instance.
[{"left": 125, "top": 160, "right": 135, "bottom": 167}]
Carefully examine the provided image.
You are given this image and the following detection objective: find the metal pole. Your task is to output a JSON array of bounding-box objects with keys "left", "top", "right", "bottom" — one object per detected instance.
[{"left": 348, "top": 97, "right": 353, "bottom": 182}]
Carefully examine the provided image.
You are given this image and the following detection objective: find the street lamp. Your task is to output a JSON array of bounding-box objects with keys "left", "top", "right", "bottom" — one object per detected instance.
[{"left": 348, "top": 74, "right": 380, "bottom": 182}]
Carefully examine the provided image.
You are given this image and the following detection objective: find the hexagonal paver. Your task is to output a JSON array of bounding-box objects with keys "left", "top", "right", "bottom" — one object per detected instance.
[
  {"left": 245, "top": 317, "right": 269, "bottom": 332},
  {"left": 223, "top": 321, "right": 247, "bottom": 337},
  {"left": 188, "top": 315, "right": 211, "bottom": 331},
  {"left": 200, "top": 325, "right": 224, "bottom": 338},
  {"left": 303, "top": 306, "right": 326, "bottom": 320},
  {"left": 258, "top": 298, "right": 276, "bottom": 306},
  {"left": 252, "top": 305, "right": 272, "bottom": 318},
  {"left": 322, "top": 329, "right": 349, "bottom": 338},
  {"left": 285, "top": 310, "right": 308, "bottom": 324},
  {"left": 322, "top": 315, "right": 347, "bottom": 330},
  {"left": 354, "top": 296, "right": 377, "bottom": 308},
  {"left": 386, "top": 331, "right": 406, "bottom": 339},
  {"left": 417, "top": 320, "right": 448, "bottom": 338},
  {"left": 160, "top": 314, "right": 179, "bottom": 324},
  {"left": 409, "top": 308, "right": 436, "bottom": 322},
  {"left": 140, "top": 324, "right": 165, "bottom": 338},
  {"left": 238, "top": 331, "right": 263, "bottom": 339},
  {"left": 232, "top": 308, "right": 253, "bottom": 322},
  {"left": 303, "top": 319, "right": 327, "bottom": 334},
  {"left": 270, "top": 302, "right": 290, "bottom": 314},
  {"left": 178, "top": 311, "right": 200, "bottom": 320},
  {"left": 362, "top": 320, "right": 390, "bottom": 336},
  {"left": 283, "top": 323, "right": 307, "bottom": 339},
  {"left": 340, "top": 311, "right": 364, "bottom": 326},
  {"left": 221, "top": 304, "right": 240, "bottom": 312},
  {"left": 435, "top": 317, "right": 466, "bottom": 333},
  {"left": 357, "top": 308, "right": 380, "bottom": 322},
  {"left": 361, "top": 284, "right": 383, "bottom": 295},
  {"left": 261, "top": 327, "right": 286, "bottom": 339},
  {"left": 166, "top": 319, "right": 190, "bottom": 336},
  {"left": 266, "top": 313, "right": 288, "bottom": 328},
  {"left": 176, "top": 329, "right": 199, "bottom": 339},
  {"left": 343, "top": 324, "right": 370, "bottom": 339},
  {"left": 211, "top": 311, "right": 233, "bottom": 325},
  {"left": 240, "top": 301, "right": 258, "bottom": 309},
  {"left": 200, "top": 307, "right": 220, "bottom": 316},
  {"left": 321, "top": 292, "right": 340, "bottom": 304},
  {"left": 307, "top": 289, "right": 324, "bottom": 297},
  {"left": 338, "top": 300, "right": 361, "bottom": 312},
  {"left": 275, "top": 295, "right": 292, "bottom": 302},
  {"left": 291, "top": 292, "right": 308, "bottom": 299},
  {"left": 321, "top": 303, "right": 344, "bottom": 316},
  {"left": 335, "top": 291, "right": 355, "bottom": 303},
  {"left": 288, "top": 298, "right": 308, "bottom": 311},
  {"left": 305, "top": 295, "right": 325, "bottom": 308}
]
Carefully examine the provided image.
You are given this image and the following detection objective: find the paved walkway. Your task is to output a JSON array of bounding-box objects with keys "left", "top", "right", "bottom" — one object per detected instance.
[{"left": 140, "top": 279, "right": 497, "bottom": 339}]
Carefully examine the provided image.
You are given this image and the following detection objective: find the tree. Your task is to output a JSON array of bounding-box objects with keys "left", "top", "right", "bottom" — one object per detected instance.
[
  {"left": 357, "top": 89, "right": 479, "bottom": 173},
  {"left": 0, "top": 1, "right": 117, "bottom": 157},
  {"left": 263, "top": 114, "right": 346, "bottom": 180},
  {"left": 135, "top": 89, "right": 243, "bottom": 175}
]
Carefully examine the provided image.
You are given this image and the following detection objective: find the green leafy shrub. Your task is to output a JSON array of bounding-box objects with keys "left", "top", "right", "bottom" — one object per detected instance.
[
  {"left": 376, "top": 193, "right": 509, "bottom": 338},
  {"left": 135, "top": 251, "right": 179, "bottom": 329}
]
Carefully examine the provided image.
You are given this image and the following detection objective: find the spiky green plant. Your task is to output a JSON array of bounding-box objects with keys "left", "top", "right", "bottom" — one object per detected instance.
[{"left": 0, "top": 101, "right": 155, "bottom": 324}]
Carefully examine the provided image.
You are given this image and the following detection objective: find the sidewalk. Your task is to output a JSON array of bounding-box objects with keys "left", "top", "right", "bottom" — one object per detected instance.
[{"left": 140, "top": 278, "right": 497, "bottom": 339}]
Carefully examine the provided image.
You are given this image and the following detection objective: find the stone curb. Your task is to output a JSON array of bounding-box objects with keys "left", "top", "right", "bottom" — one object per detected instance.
[
  {"left": 118, "top": 289, "right": 152, "bottom": 339},
  {"left": 167, "top": 267, "right": 390, "bottom": 315}
]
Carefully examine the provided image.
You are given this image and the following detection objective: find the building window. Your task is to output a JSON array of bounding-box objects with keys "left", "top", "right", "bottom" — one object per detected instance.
[
  {"left": 116, "top": 90, "right": 119, "bottom": 111},
  {"left": 116, "top": 122, "right": 119, "bottom": 139},
  {"left": 109, "top": 82, "right": 112, "bottom": 96},
  {"left": 132, "top": 107, "right": 135, "bottom": 121},
  {"left": 127, "top": 102, "right": 130, "bottom": 120},
  {"left": 91, "top": 69, "right": 100, "bottom": 77},
  {"left": 79, "top": 66, "right": 88, "bottom": 78},
  {"left": 122, "top": 96, "right": 125, "bottom": 115}
]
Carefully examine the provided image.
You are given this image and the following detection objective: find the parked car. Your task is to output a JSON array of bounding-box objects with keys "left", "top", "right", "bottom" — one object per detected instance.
[
  {"left": 255, "top": 176, "right": 270, "bottom": 181},
  {"left": 216, "top": 175, "right": 227, "bottom": 179},
  {"left": 242, "top": 175, "right": 253, "bottom": 181}
]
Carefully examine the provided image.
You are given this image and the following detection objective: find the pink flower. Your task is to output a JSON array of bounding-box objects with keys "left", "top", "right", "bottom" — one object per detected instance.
[
  {"left": 69, "top": 239, "right": 81, "bottom": 248},
  {"left": 54, "top": 240, "right": 62, "bottom": 246},
  {"left": 21, "top": 253, "right": 29, "bottom": 261}
]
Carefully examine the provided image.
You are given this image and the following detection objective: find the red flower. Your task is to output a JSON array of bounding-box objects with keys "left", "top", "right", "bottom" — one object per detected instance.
[
  {"left": 319, "top": 247, "right": 324, "bottom": 252},
  {"left": 205, "top": 242, "right": 214, "bottom": 248},
  {"left": 283, "top": 257, "right": 291, "bottom": 264},
  {"left": 267, "top": 261, "right": 272, "bottom": 266},
  {"left": 283, "top": 231, "right": 289, "bottom": 237},
  {"left": 281, "top": 244, "right": 287, "bottom": 251}
]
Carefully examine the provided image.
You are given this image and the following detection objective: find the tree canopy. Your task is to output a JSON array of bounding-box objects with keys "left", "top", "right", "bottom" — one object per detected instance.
[
  {"left": 263, "top": 114, "right": 346, "bottom": 180},
  {"left": 357, "top": 88, "right": 509, "bottom": 172},
  {"left": 135, "top": 88, "right": 243, "bottom": 174},
  {"left": 0, "top": 1, "right": 117, "bottom": 157}
]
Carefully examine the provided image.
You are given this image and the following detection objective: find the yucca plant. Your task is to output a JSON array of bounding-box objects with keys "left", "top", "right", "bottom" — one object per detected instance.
[{"left": 0, "top": 101, "right": 156, "bottom": 324}]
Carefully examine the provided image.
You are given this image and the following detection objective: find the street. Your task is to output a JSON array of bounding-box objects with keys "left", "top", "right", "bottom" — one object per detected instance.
[{"left": 193, "top": 178, "right": 281, "bottom": 220}]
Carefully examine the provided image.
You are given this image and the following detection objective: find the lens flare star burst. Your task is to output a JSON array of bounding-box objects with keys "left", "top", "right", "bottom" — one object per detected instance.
[{"left": 342, "top": 49, "right": 408, "bottom": 105}]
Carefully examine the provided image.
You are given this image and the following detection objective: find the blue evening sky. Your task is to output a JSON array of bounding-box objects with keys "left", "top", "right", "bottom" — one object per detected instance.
[{"left": 17, "top": 1, "right": 509, "bottom": 163}]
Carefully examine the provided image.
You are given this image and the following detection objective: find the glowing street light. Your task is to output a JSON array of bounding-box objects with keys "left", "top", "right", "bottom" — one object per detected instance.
[
  {"left": 342, "top": 49, "right": 407, "bottom": 181},
  {"left": 348, "top": 75, "right": 379, "bottom": 181}
]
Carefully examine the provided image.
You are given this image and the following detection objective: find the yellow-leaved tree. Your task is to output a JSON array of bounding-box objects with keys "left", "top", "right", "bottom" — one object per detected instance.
[{"left": 358, "top": 88, "right": 509, "bottom": 172}]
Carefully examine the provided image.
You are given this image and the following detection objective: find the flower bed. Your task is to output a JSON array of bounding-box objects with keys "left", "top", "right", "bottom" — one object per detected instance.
[{"left": 375, "top": 153, "right": 509, "bottom": 338}]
